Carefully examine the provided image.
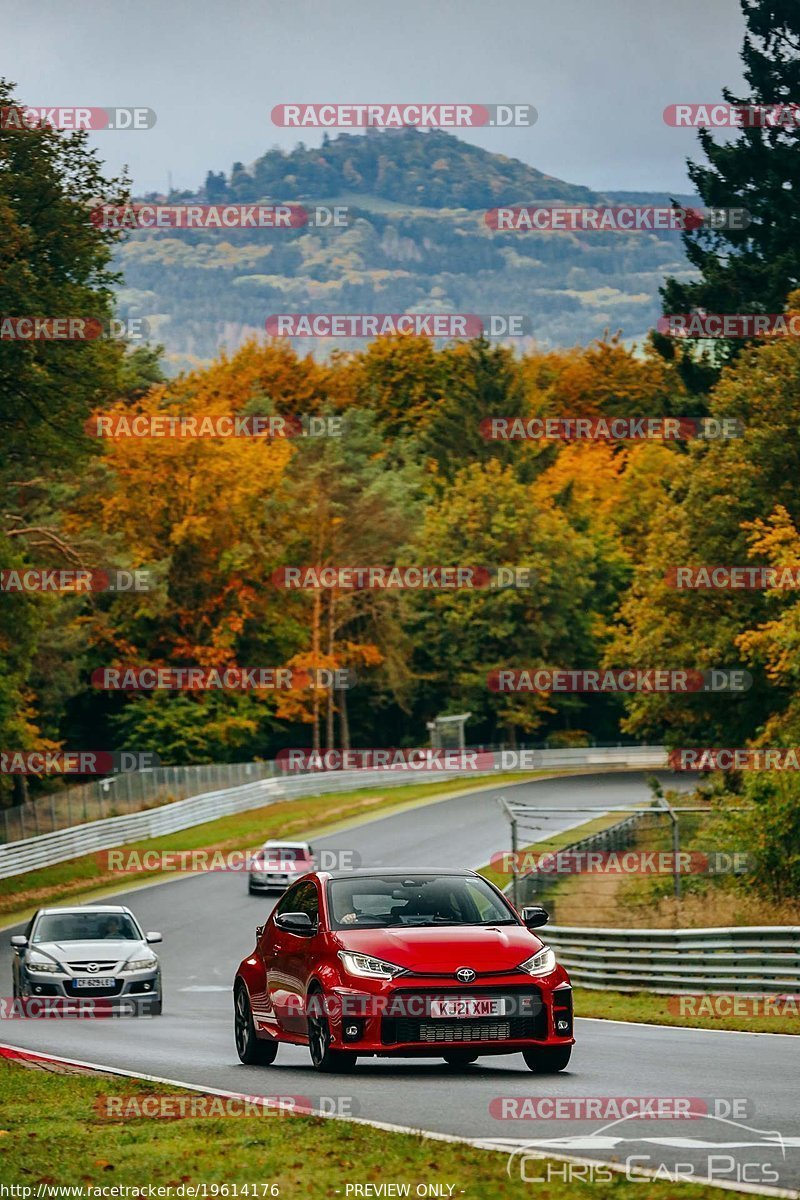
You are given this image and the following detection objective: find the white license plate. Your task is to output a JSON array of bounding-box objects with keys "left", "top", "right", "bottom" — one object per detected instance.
[
  {"left": 73, "top": 977, "right": 115, "bottom": 988},
  {"left": 429, "top": 997, "right": 506, "bottom": 1019}
]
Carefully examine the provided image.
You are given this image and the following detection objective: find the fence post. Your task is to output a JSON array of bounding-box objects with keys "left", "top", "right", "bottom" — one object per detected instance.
[
  {"left": 510, "top": 814, "right": 520, "bottom": 911},
  {"left": 660, "top": 797, "right": 681, "bottom": 899}
]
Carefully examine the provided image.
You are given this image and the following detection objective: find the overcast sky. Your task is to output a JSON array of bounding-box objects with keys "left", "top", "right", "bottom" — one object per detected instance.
[{"left": 4, "top": 0, "right": 746, "bottom": 195}]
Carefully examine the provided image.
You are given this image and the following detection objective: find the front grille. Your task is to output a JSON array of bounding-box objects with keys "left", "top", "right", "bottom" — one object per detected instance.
[
  {"left": 415, "top": 1020, "right": 513, "bottom": 1042},
  {"left": 381, "top": 987, "right": 546, "bottom": 1045},
  {"left": 66, "top": 961, "right": 118, "bottom": 973}
]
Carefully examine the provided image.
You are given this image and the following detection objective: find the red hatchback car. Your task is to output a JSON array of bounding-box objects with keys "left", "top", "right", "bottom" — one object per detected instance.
[{"left": 234, "top": 869, "right": 573, "bottom": 1073}]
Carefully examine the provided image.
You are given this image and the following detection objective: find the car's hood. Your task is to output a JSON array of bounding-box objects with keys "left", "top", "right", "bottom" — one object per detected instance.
[
  {"left": 28, "top": 940, "right": 148, "bottom": 964},
  {"left": 334, "top": 925, "right": 544, "bottom": 974}
]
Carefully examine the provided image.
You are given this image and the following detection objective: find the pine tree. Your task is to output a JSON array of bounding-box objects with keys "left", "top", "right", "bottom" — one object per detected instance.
[{"left": 659, "top": 0, "right": 800, "bottom": 367}]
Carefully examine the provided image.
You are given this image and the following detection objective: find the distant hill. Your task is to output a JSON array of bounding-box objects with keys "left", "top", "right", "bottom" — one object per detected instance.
[{"left": 114, "top": 128, "right": 698, "bottom": 371}]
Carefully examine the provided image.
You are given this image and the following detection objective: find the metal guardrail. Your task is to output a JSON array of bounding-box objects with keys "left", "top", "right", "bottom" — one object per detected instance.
[
  {"left": 543, "top": 925, "right": 800, "bottom": 994},
  {"left": 0, "top": 745, "right": 667, "bottom": 879}
]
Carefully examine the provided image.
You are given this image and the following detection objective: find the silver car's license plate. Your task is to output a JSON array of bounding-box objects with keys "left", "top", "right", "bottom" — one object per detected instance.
[
  {"left": 73, "top": 977, "right": 115, "bottom": 988},
  {"left": 429, "top": 997, "right": 506, "bottom": 1018}
]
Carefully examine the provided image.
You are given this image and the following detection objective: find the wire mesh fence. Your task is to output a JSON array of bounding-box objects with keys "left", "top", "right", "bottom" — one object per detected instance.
[{"left": 0, "top": 761, "right": 279, "bottom": 844}]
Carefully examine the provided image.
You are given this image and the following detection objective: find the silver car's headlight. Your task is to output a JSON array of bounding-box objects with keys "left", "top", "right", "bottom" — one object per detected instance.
[
  {"left": 121, "top": 956, "right": 158, "bottom": 974},
  {"left": 518, "top": 947, "right": 556, "bottom": 976},
  {"left": 26, "top": 958, "right": 62, "bottom": 974},
  {"left": 338, "top": 951, "right": 404, "bottom": 980}
]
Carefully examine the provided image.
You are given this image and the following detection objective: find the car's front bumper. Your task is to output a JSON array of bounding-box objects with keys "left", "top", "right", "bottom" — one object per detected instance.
[
  {"left": 20, "top": 967, "right": 161, "bottom": 1012},
  {"left": 316, "top": 970, "right": 574, "bottom": 1056},
  {"left": 249, "top": 873, "right": 302, "bottom": 891}
]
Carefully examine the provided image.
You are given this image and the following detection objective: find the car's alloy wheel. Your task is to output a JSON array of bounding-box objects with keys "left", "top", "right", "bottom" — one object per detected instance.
[
  {"left": 522, "top": 1045, "right": 572, "bottom": 1073},
  {"left": 307, "top": 989, "right": 356, "bottom": 1073},
  {"left": 234, "top": 984, "right": 278, "bottom": 1065},
  {"left": 442, "top": 1050, "right": 479, "bottom": 1068}
]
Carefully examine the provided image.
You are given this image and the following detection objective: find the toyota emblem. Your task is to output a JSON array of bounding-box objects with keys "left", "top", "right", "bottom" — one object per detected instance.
[
  {"left": 455, "top": 966, "right": 476, "bottom": 983},
  {"left": 87, "top": 963, "right": 99, "bottom": 973}
]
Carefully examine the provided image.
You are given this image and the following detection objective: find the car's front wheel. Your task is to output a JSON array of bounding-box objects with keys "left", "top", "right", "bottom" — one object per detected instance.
[
  {"left": 307, "top": 988, "right": 357, "bottom": 1073},
  {"left": 522, "top": 1045, "right": 572, "bottom": 1073},
  {"left": 234, "top": 983, "right": 278, "bottom": 1065},
  {"left": 442, "top": 1050, "right": 479, "bottom": 1068}
]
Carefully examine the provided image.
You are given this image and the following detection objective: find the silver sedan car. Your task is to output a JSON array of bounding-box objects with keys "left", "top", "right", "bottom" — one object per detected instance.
[{"left": 11, "top": 904, "right": 162, "bottom": 1015}]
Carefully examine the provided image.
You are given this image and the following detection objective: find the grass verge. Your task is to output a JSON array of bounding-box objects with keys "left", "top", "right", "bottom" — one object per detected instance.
[
  {"left": 0, "top": 772, "right": 552, "bottom": 927},
  {"left": 0, "top": 1055, "right": 741, "bottom": 1198},
  {"left": 575, "top": 986, "right": 798, "bottom": 1036}
]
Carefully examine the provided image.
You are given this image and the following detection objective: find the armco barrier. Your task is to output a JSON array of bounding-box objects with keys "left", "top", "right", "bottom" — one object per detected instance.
[
  {"left": 543, "top": 924, "right": 800, "bottom": 994},
  {"left": 0, "top": 745, "right": 667, "bottom": 879}
]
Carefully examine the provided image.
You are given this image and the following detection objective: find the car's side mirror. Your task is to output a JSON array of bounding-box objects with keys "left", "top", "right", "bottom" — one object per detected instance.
[
  {"left": 522, "top": 905, "right": 549, "bottom": 929},
  {"left": 145, "top": 932, "right": 162, "bottom": 944},
  {"left": 10, "top": 935, "right": 27, "bottom": 949},
  {"left": 275, "top": 911, "right": 314, "bottom": 934},
  {"left": 255, "top": 924, "right": 265, "bottom": 939}
]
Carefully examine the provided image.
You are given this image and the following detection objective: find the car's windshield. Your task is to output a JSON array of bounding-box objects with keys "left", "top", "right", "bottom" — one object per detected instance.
[
  {"left": 32, "top": 912, "right": 141, "bottom": 943},
  {"left": 327, "top": 875, "right": 518, "bottom": 929}
]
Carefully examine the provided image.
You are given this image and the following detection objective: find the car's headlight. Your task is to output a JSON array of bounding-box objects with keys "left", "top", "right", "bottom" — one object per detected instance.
[
  {"left": 338, "top": 951, "right": 404, "bottom": 980},
  {"left": 518, "top": 946, "right": 556, "bottom": 976},
  {"left": 26, "top": 959, "right": 62, "bottom": 974},
  {"left": 121, "top": 956, "right": 158, "bottom": 973}
]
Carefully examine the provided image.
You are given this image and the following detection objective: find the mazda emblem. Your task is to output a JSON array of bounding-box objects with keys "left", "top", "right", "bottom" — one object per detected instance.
[
  {"left": 455, "top": 966, "right": 476, "bottom": 983},
  {"left": 87, "top": 963, "right": 99, "bottom": 973}
]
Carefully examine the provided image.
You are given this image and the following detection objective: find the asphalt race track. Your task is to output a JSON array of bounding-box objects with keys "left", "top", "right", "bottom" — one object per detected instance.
[{"left": 2, "top": 771, "right": 798, "bottom": 1194}]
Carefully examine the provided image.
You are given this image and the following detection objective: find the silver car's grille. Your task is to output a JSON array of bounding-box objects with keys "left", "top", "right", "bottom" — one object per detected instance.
[{"left": 66, "top": 960, "right": 119, "bottom": 973}]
